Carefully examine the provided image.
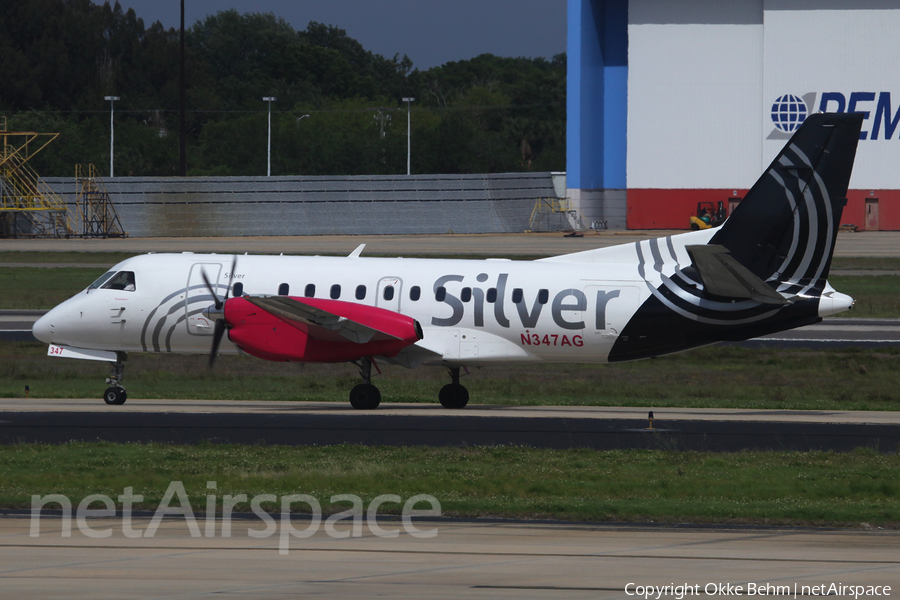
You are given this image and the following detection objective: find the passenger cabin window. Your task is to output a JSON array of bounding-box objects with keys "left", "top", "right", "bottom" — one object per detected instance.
[
  {"left": 330, "top": 284, "right": 341, "bottom": 299},
  {"left": 435, "top": 287, "right": 446, "bottom": 302},
  {"left": 512, "top": 288, "right": 523, "bottom": 303},
  {"left": 232, "top": 282, "right": 244, "bottom": 297},
  {"left": 538, "top": 289, "right": 549, "bottom": 304},
  {"left": 460, "top": 287, "right": 472, "bottom": 302},
  {"left": 102, "top": 271, "right": 136, "bottom": 292},
  {"left": 486, "top": 288, "right": 497, "bottom": 303},
  {"left": 383, "top": 286, "right": 394, "bottom": 301},
  {"left": 355, "top": 285, "right": 366, "bottom": 300},
  {"left": 409, "top": 286, "right": 421, "bottom": 301},
  {"left": 304, "top": 284, "right": 316, "bottom": 297},
  {"left": 278, "top": 283, "right": 289, "bottom": 296}
]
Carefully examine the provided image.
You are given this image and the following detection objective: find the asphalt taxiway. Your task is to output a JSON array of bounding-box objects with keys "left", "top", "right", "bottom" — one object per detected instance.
[
  {"left": 2, "top": 516, "right": 896, "bottom": 599},
  {"left": 2, "top": 399, "right": 898, "bottom": 452}
]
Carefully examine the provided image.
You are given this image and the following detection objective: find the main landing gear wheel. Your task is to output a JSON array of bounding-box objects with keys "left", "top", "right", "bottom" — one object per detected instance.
[
  {"left": 349, "top": 383, "right": 381, "bottom": 410},
  {"left": 439, "top": 383, "right": 468, "bottom": 409},
  {"left": 103, "top": 387, "right": 127, "bottom": 405},
  {"left": 349, "top": 357, "right": 381, "bottom": 409},
  {"left": 439, "top": 367, "right": 469, "bottom": 408}
]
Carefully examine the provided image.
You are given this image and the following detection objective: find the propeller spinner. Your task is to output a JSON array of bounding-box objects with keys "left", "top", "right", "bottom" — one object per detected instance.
[{"left": 200, "top": 256, "right": 237, "bottom": 367}]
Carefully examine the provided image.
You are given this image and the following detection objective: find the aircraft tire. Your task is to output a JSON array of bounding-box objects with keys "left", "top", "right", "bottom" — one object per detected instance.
[
  {"left": 349, "top": 383, "right": 381, "bottom": 410},
  {"left": 439, "top": 383, "right": 469, "bottom": 409},
  {"left": 103, "top": 387, "right": 127, "bottom": 405}
]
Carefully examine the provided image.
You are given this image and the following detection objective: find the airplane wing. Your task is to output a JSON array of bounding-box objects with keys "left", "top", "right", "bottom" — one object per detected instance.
[{"left": 243, "top": 295, "right": 423, "bottom": 344}]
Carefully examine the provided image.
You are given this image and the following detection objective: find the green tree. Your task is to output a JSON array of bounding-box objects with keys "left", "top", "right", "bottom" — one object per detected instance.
[{"left": 1, "top": 2, "right": 565, "bottom": 176}]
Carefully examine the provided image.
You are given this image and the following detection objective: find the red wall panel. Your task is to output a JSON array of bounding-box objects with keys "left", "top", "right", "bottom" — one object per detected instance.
[
  {"left": 627, "top": 189, "right": 747, "bottom": 229},
  {"left": 844, "top": 190, "right": 900, "bottom": 231},
  {"left": 627, "top": 189, "right": 900, "bottom": 231}
]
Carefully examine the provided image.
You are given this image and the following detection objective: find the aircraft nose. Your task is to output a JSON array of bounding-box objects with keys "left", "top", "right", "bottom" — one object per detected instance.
[{"left": 32, "top": 310, "right": 55, "bottom": 344}]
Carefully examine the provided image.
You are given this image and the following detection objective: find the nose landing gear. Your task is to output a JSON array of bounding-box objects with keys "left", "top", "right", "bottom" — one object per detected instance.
[{"left": 103, "top": 355, "right": 127, "bottom": 405}]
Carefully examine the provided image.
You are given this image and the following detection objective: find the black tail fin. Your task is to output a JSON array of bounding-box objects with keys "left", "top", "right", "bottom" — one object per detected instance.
[
  {"left": 711, "top": 112, "right": 863, "bottom": 293},
  {"left": 609, "top": 113, "right": 863, "bottom": 362}
]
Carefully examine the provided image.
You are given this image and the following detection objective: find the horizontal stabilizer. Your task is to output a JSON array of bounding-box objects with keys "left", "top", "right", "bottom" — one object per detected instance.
[{"left": 686, "top": 245, "right": 788, "bottom": 305}]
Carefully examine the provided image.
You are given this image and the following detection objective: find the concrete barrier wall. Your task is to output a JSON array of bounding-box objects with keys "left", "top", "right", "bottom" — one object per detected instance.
[{"left": 44, "top": 172, "right": 556, "bottom": 237}]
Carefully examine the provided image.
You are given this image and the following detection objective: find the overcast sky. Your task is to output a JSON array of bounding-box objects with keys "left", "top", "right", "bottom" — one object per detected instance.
[{"left": 112, "top": 0, "right": 567, "bottom": 70}]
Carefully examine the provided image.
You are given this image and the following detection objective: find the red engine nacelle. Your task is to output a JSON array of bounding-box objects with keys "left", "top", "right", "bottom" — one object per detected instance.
[{"left": 223, "top": 296, "right": 422, "bottom": 363}]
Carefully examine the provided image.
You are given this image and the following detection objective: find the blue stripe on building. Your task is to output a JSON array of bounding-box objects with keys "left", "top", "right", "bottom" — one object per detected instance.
[{"left": 567, "top": 0, "right": 628, "bottom": 191}]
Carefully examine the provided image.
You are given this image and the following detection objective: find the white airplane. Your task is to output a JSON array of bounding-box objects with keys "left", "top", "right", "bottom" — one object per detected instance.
[{"left": 33, "top": 113, "right": 862, "bottom": 409}]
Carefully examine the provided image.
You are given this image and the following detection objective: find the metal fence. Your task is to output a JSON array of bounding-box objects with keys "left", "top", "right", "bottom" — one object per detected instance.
[{"left": 43, "top": 172, "right": 557, "bottom": 237}]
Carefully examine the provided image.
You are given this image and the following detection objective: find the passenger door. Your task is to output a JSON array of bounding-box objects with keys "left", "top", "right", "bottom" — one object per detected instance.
[
  {"left": 376, "top": 277, "right": 402, "bottom": 312},
  {"left": 186, "top": 263, "right": 222, "bottom": 336}
]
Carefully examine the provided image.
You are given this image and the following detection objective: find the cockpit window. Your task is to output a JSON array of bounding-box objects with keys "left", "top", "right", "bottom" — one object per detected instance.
[
  {"left": 88, "top": 271, "right": 117, "bottom": 291},
  {"left": 100, "top": 271, "right": 136, "bottom": 292}
]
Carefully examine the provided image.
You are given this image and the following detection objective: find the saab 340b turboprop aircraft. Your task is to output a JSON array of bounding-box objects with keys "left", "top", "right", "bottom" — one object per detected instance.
[{"left": 33, "top": 113, "right": 862, "bottom": 409}]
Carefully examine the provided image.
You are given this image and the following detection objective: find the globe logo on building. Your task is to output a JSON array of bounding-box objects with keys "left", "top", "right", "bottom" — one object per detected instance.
[{"left": 771, "top": 95, "right": 808, "bottom": 132}]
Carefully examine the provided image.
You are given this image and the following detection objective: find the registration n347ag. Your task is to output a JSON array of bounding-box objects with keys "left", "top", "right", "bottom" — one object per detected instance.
[{"left": 33, "top": 113, "right": 862, "bottom": 409}]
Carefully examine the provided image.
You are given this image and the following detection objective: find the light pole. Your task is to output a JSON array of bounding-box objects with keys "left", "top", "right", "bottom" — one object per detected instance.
[
  {"left": 179, "top": 0, "right": 186, "bottom": 175},
  {"left": 295, "top": 115, "right": 310, "bottom": 174},
  {"left": 262, "top": 97, "right": 276, "bottom": 176},
  {"left": 402, "top": 97, "right": 415, "bottom": 175},
  {"left": 104, "top": 96, "right": 120, "bottom": 177}
]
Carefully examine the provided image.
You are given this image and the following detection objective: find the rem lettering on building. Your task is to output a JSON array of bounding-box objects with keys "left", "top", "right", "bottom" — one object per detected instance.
[{"left": 769, "top": 92, "right": 900, "bottom": 140}]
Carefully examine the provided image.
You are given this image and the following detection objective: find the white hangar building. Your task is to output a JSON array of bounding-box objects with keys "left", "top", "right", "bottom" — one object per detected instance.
[{"left": 566, "top": 0, "right": 900, "bottom": 230}]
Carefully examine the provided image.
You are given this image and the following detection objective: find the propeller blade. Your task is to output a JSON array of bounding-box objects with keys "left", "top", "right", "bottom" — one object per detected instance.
[
  {"left": 200, "top": 269, "right": 222, "bottom": 310},
  {"left": 224, "top": 256, "right": 238, "bottom": 300},
  {"left": 205, "top": 258, "right": 238, "bottom": 367},
  {"left": 209, "top": 319, "right": 227, "bottom": 368}
]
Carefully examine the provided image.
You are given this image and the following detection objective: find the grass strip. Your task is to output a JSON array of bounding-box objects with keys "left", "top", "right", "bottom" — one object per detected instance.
[
  {"left": 830, "top": 275, "right": 900, "bottom": 318},
  {"left": 831, "top": 256, "right": 900, "bottom": 271},
  {"left": 0, "top": 267, "right": 106, "bottom": 310},
  {"left": 2, "top": 442, "right": 897, "bottom": 527},
  {"left": 5, "top": 342, "right": 900, "bottom": 412}
]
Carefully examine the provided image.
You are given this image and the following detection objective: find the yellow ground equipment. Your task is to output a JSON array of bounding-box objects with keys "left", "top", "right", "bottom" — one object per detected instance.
[
  {"left": 0, "top": 117, "right": 74, "bottom": 237},
  {"left": 528, "top": 196, "right": 585, "bottom": 232},
  {"left": 689, "top": 200, "right": 726, "bottom": 230},
  {"left": 75, "top": 164, "right": 127, "bottom": 238}
]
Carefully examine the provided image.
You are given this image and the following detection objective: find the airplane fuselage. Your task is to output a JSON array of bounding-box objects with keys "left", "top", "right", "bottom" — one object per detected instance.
[{"left": 36, "top": 252, "right": 649, "bottom": 366}]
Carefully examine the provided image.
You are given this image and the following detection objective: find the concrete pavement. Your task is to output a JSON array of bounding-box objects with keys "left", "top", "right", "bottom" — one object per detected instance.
[{"left": 2, "top": 516, "right": 896, "bottom": 599}]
